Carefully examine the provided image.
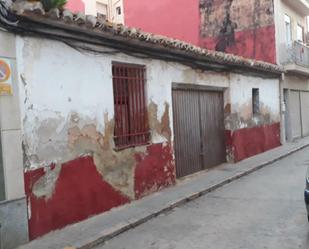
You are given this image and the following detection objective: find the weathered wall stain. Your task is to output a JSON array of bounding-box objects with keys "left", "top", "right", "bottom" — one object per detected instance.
[
  {"left": 215, "top": 0, "right": 238, "bottom": 52},
  {"left": 134, "top": 143, "right": 175, "bottom": 199},
  {"left": 224, "top": 100, "right": 281, "bottom": 162},
  {"left": 148, "top": 101, "right": 172, "bottom": 142},
  {"left": 32, "top": 165, "right": 61, "bottom": 200},
  {"left": 200, "top": 0, "right": 276, "bottom": 63},
  {"left": 231, "top": 122, "right": 281, "bottom": 162},
  {"left": 24, "top": 100, "right": 176, "bottom": 239},
  {"left": 24, "top": 156, "right": 131, "bottom": 240},
  {"left": 68, "top": 116, "right": 138, "bottom": 199}
]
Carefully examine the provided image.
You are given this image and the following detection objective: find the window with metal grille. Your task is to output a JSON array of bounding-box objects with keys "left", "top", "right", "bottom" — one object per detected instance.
[{"left": 112, "top": 63, "right": 150, "bottom": 149}]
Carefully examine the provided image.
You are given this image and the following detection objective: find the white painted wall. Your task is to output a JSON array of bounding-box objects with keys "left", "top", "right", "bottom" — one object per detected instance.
[
  {"left": 15, "top": 36, "right": 280, "bottom": 170},
  {"left": 229, "top": 73, "right": 280, "bottom": 128}
]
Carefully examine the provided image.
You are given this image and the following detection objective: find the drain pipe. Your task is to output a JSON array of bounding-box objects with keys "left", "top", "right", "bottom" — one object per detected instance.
[{"left": 280, "top": 72, "right": 286, "bottom": 144}]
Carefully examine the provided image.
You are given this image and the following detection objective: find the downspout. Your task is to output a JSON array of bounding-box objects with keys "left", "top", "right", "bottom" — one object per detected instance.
[{"left": 280, "top": 72, "right": 286, "bottom": 144}]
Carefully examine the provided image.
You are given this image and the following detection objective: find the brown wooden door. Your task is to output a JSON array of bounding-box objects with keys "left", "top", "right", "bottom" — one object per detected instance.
[
  {"left": 200, "top": 91, "right": 226, "bottom": 169},
  {"left": 172, "top": 89, "right": 203, "bottom": 178},
  {"left": 172, "top": 87, "right": 226, "bottom": 178}
]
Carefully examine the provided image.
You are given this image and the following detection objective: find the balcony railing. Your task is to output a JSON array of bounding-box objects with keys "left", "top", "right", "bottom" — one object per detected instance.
[{"left": 279, "top": 41, "right": 309, "bottom": 68}]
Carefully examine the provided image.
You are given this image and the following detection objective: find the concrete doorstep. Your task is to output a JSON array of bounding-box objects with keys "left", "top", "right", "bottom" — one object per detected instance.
[{"left": 18, "top": 137, "right": 309, "bottom": 249}]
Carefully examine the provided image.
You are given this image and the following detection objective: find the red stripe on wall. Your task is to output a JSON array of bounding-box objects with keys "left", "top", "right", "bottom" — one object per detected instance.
[
  {"left": 201, "top": 25, "right": 276, "bottom": 64},
  {"left": 228, "top": 122, "right": 281, "bottom": 162},
  {"left": 24, "top": 156, "right": 130, "bottom": 240},
  {"left": 134, "top": 143, "right": 176, "bottom": 199}
]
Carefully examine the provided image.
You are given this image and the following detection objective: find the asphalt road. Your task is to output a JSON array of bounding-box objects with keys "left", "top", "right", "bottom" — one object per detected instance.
[{"left": 97, "top": 147, "right": 309, "bottom": 249}]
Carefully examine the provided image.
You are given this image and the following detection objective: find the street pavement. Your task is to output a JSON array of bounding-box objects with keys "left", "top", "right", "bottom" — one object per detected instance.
[{"left": 96, "top": 146, "right": 309, "bottom": 249}]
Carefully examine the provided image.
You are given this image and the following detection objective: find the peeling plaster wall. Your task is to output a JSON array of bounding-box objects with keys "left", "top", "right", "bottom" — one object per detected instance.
[
  {"left": 15, "top": 36, "right": 232, "bottom": 239},
  {"left": 226, "top": 73, "right": 281, "bottom": 161},
  {"left": 109, "top": 0, "right": 278, "bottom": 64},
  {"left": 123, "top": 0, "right": 200, "bottom": 45},
  {"left": 119, "top": 0, "right": 276, "bottom": 63},
  {"left": 200, "top": 0, "right": 276, "bottom": 63},
  {"left": 15, "top": 36, "right": 280, "bottom": 238}
]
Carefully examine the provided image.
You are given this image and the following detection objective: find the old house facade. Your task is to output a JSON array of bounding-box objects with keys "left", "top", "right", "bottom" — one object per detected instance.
[
  {"left": 100, "top": 0, "right": 309, "bottom": 142},
  {"left": 0, "top": 1, "right": 282, "bottom": 248}
]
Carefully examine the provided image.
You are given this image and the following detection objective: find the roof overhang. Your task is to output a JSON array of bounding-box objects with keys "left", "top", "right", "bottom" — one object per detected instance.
[
  {"left": 0, "top": 1, "right": 284, "bottom": 79},
  {"left": 282, "top": 0, "right": 309, "bottom": 17}
]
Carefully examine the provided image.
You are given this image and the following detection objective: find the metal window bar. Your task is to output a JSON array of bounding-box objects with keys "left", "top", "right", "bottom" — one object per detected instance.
[{"left": 112, "top": 64, "right": 150, "bottom": 149}]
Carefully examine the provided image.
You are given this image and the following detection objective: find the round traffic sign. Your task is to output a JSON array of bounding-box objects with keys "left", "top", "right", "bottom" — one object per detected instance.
[{"left": 0, "top": 60, "right": 11, "bottom": 83}]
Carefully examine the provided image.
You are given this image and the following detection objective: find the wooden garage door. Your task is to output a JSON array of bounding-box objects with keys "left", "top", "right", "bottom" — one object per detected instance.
[
  {"left": 200, "top": 91, "right": 226, "bottom": 168},
  {"left": 290, "top": 91, "right": 302, "bottom": 139},
  {"left": 300, "top": 91, "right": 309, "bottom": 137},
  {"left": 172, "top": 87, "right": 226, "bottom": 178}
]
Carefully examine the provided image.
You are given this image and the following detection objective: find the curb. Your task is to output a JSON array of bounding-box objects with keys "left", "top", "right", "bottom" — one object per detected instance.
[{"left": 79, "top": 142, "right": 309, "bottom": 249}]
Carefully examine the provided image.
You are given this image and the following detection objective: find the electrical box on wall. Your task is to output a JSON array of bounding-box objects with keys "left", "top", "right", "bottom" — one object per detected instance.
[{"left": 0, "top": 58, "right": 13, "bottom": 96}]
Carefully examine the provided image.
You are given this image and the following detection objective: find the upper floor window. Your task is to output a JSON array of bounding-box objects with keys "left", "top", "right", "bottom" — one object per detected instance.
[
  {"left": 285, "top": 14, "right": 292, "bottom": 45},
  {"left": 116, "top": 6, "right": 122, "bottom": 15},
  {"left": 96, "top": 2, "right": 108, "bottom": 21},
  {"left": 297, "top": 24, "right": 305, "bottom": 43},
  {"left": 112, "top": 63, "right": 150, "bottom": 149}
]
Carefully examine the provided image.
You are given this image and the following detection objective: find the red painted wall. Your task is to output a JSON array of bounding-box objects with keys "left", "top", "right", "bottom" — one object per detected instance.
[
  {"left": 124, "top": 0, "right": 276, "bottom": 64},
  {"left": 123, "top": 0, "right": 200, "bottom": 45},
  {"left": 226, "top": 123, "right": 281, "bottom": 162},
  {"left": 201, "top": 25, "right": 276, "bottom": 64},
  {"left": 65, "top": 0, "right": 85, "bottom": 13},
  {"left": 24, "top": 143, "right": 175, "bottom": 239},
  {"left": 134, "top": 143, "right": 175, "bottom": 199}
]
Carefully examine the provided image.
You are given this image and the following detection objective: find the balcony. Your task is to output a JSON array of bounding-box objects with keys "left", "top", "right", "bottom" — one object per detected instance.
[
  {"left": 282, "top": 0, "right": 309, "bottom": 16},
  {"left": 279, "top": 41, "right": 309, "bottom": 76}
]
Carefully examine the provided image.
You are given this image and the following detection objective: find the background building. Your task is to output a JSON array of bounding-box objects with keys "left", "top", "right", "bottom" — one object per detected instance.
[
  {"left": 65, "top": 0, "right": 123, "bottom": 23},
  {"left": 274, "top": 0, "right": 309, "bottom": 142}
]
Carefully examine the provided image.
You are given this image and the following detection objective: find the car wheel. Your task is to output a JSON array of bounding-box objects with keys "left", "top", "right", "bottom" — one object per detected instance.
[{"left": 307, "top": 215, "right": 309, "bottom": 223}]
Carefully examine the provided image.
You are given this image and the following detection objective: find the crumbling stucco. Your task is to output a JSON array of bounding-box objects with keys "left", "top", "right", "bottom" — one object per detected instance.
[
  {"left": 24, "top": 100, "right": 172, "bottom": 200},
  {"left": 148, "top": 101, "right": 172, "bottom": 142},
  {"left": 200, "top": 0, "right": 274, "bottom": 38},
  {"left": 32, "top": 165, "right": 61, "bottom": 200},
  {"left": 225, "top": 101, "right": 278, "bottom": 131},
  {"left": 67, "top": 114, "right": 139, "bottom": 199}
]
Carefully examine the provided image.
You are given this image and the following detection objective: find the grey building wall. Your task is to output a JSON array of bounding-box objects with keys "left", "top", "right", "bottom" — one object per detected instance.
[
  {"left": 0, "top": 133, "right": 5, "bottom": 201},
  {"left": 0, "top": 198, "right": 28, "bottom": 249},
  {"left": 0, "top": 29, "right": 29, "bottom": 249}
]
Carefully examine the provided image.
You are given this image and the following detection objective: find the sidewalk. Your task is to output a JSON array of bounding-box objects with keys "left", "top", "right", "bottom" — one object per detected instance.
[{"left": 19, "top": 137, "right": 309, "bottom": 249}]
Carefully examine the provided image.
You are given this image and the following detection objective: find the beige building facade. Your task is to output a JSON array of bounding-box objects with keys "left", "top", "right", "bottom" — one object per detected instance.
[
  {"left": 274, "top": 0, "right": 309, "bottom": 142},
  {"left": 83, "top": 0, "right": 124, "bottom": 24}
]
